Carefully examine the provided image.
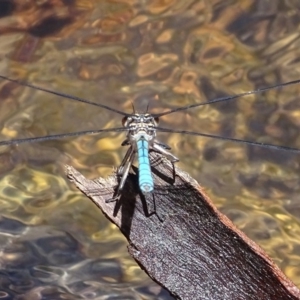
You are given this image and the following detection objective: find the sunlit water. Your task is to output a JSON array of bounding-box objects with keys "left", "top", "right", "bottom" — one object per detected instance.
[{"left": 0, "top": 0, "right": 300, "bottom": 298}]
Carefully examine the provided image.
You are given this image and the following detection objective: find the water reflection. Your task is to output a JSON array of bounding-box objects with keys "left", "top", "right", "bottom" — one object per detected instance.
[{"left": 0, "top": 0, "right": 300, "bottom": 298}]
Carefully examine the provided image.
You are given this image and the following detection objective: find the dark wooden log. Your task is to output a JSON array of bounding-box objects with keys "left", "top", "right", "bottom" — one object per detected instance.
[{"left": 66, "top": 152, "right": 300, "bottom": 300}]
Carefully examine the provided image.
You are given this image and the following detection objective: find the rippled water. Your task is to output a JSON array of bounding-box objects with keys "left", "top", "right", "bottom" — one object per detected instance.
[{"left": 0, "top": 0, "right": 300, "bottom": 298}]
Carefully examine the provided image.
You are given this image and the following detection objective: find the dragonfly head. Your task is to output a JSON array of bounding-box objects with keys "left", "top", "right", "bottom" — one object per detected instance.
[{"left": 123, "top": 113, "right": 159, "bottom": 142}]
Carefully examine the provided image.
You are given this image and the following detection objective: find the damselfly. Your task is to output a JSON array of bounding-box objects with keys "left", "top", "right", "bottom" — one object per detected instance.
[{"left": 1, "top": 75, "right": 300, "bottom": 201}]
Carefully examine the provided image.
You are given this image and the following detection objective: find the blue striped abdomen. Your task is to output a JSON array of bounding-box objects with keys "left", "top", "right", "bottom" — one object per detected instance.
[{"left": 137, "top": 139, "right": 153, "bottom": 194}]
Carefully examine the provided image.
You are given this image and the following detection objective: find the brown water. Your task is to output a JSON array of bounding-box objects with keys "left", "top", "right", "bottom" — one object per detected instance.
[{"left": 0, "top": 0, "right": 300, "bottom": 299}]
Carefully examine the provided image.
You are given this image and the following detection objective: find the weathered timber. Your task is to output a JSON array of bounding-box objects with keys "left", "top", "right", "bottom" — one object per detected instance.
[{"left": 66, "top": 152, "right": 300, "bottom": 300}]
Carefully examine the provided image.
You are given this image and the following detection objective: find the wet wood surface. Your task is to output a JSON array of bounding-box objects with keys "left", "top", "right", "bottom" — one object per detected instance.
[{"left": 67, "top": 152, "right": 300, "bottom": 300}]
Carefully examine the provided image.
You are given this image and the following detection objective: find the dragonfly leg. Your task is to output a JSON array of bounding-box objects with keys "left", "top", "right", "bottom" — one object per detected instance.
[
  {"left": 106, "top": 147, "right": 135, "bottom": 203},
  {"left": 121, "top": 139, "right": 130, "bottom": 146},
  {"left": 117, "top": 146, "right": 132, "bottom": 176},
  {"left": 154, "top": 140, "right": 171, "bottom": 150},
  {"left": 152, "top": 142, "right": 179, "bottom": 163}
]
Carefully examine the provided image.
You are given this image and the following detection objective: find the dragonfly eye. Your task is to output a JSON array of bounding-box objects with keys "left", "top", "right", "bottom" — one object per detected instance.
[
  {"left": 122, "top": 116, "right": 128, "bottom": 126},
  {"left": 154, "top": 117, "right": 159, "bottom": 124}
]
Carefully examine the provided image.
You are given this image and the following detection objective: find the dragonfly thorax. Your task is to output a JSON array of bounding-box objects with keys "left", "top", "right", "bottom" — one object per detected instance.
[{"left": 123, "top": 113, "right": 158, "bottom": 143}]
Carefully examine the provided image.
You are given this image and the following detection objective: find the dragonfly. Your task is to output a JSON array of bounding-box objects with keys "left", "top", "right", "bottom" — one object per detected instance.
[{"left": 1, "top": 74, "right": 300, "bottom": 201}]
